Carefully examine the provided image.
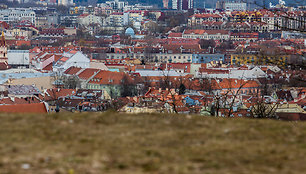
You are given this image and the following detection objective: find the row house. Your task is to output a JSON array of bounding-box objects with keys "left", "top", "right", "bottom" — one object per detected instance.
[
  {"left": 182, "top": 29, "right": 230, "bottom": 40},
  {"left": 280, "top": 11, "right": 306, "bottom": 32},
  {"left": 6, "top": 28, "right": 34, "bottom": 39},
  {"left": 259, "top": 9, "right": 281, "bottom": 31},
  {"left": 229, "top": 11, "right": 262, "bottom": 23},
  {"left": 231, "top": 54, "right": 289, "bottom": 66},
  {"left": 230, "top": 32, "right": 259, "bottom": 42},
  {"left": 39, "top": 28, "right": 65, "bottom": 37},
  {"left": 224, "top": 22, "right": 270, "bottom": 33},
  {"left": 39, "top": 28, "right": 76, "bottom": 38},
  {"left": 192, "top": 54, "right": 225, "bottom": 64},
  {"left": 188, "top": 13, "right": 225, "bottom": 27},
  {"left": 197, "top": 21, "right": 225, "bottom": 30}
]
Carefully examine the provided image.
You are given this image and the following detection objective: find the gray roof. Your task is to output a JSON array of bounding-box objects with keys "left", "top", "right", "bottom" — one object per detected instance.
[{"left": 6, "top": 85, "right": 41, "bottom": 95}]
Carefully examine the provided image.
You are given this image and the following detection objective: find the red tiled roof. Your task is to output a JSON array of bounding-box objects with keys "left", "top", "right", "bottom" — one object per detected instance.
[
  {"left": 184, "top": 29, "right": 229, "bottom": 35},
  {"left": 78, "top": 14, "right": 89, "bottom": 18},
  {"left": 191, "top": 14, "right": 223, "bottom": 18},
  {"left": 42, "top": 63, "right": 53, "bottom": 71},
  {"left": 0, "top": 103, "right": 48, "bottom": 113},
  {"left": 45, "top": 88, "right": 76, "bottom": 101},
  {"left": 0, "top": 21, "right": 10, "bottom": 29},
  {"left": 0, "top": 98, "right": 14, "bottom": 105},
  {"left": 89, "top": 71, "right": 132, "bottom": 85},
  {"left": 0, "top": 62, "right": 10, "bottom": 70},
  {"left": 64, "top": 67, "right": 82, "bottom": 75},
  {"left": 168, "top": 32, "right": 182, "bottom": 38},
  {"left": 78, "top": 68, "right": 100, "bottom": 80}
]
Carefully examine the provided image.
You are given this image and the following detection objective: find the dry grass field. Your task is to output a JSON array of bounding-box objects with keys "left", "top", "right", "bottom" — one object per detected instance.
[{"left": 0, "top": 111, "right": 306, "bottom": 174}]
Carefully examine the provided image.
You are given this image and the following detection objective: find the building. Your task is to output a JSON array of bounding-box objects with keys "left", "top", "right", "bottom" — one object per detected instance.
[
  {"left": 231, "top": 54, "right": 288, "bottom": 66},
  {"left": 106, "top": 12, "right": 124, "bottom": 27},
  {"left": 77, "top": 14, "right": 103, "bottom": 27},
  {"left": 0, "top": 8, "right": 36, "bottom": 24},
  {"left": 217, "top": 1, "right": 247, "bottom": 11},
  {"left": 7, "top": 50, "right": 30, "bottom": 68},
  {"left": 188, "top": 13, "right": 224, "bottom": 27},
  {"left": 192, "top": 54, "right": 225, "bottom": 63},
  {"left": 172, "top": 0, "right": 193, "bottom": 10},
  {"left": 105, "top": 0, "right": 127, "bottom": 10},
  {"left": 182, "top": 29, "right": 230, "bottom": 40},
  {"left": 58, "top": 0, "right": 74, "bottom": 6},
  {"left": 53, "top": 51, "right": 90, "bottom": 71},
  {"left": 123, "top": 11, "right": 143, "bottom": 30}
]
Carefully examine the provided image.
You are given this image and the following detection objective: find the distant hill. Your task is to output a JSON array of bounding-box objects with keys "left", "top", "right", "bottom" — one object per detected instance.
[{"left": 0, "top": 112, "right": 306, "bottom": 173}]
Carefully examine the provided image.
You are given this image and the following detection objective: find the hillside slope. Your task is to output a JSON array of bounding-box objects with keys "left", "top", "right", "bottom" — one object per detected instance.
[{"left": 0, "top": 112, "right": 306, "bottom": 174}]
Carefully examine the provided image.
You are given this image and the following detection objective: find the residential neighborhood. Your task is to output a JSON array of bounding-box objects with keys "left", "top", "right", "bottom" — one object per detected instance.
[
  {"left": 0, "top": 0, "right": 304, "bottom": 120},
  {"left": 1, "top": 0, "right": 306, "bottom": 173}
]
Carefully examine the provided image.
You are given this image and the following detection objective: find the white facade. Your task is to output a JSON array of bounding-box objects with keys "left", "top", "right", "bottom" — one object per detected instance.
[
  {"left": 77, "top": 14, "right": 103, "bottom": 26},
  {"left": 58, "top": 0, "right": 74, "bottom": 6},
  {"left": 123, "top": 12, "right": 143, "bottom": 30},
  {"left": 0, "top": 8, "right": 36, "bottom": 24},
  {"left": 172, "top": 0, "right": 179, "bottom": 10},
  {"left": 224, "top": 2, "right": 247, "bottom": 11},
  {"left": 105, "top": 0, "right": 127, "bottom": 10},
  {"left": 106, "top": 13, "right": 124, "bottom": 26},
  {"left": 7, "top": 50, "right": 30, "bottom": 67},
  {"left": 53, "top": 51, "right": 90, "bottom": 72}
]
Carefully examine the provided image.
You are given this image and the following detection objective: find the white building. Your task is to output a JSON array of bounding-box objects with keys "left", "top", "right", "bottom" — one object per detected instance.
[
  {"left": 77, "top": 14, "right": 103, "bottom": 27},
  {"left": 105, "top": 0, "right": 127, "bottom": 10},
  {"left": 224, "top": 2, "right": 247, "bottom": 11},
  {"left": 53, "top": 51, "right": 90, "bottom": 72},
  {"left": 123, "top": 11, "right": 143, "bottom": 30},
  {"left": 7, "top": 50, "right": 30, "bottom": 68},
  {"left": 182, "top": 29, "right": 230, "bottom": 40},
  {"left": 106, "top": 12, "right": 124, "bottom": 26},
  {"left": 172, "top": 0, "right": 193, "bottom": 10},
  {"left": 58, "top": 0, "right": 74, "bottom": 6},
  {"left": 0, "top": 8, "right": 36, "bottom": 24}
]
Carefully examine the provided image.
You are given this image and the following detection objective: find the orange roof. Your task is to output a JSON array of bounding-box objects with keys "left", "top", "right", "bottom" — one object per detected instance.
[
  {"left": 60, "top": 57, "right": 69, "bottom": 62},
  {"left": 168, "top": 32, "right": 182, "bottom": 38},
  {"left": 42, "top": 63, "right": 53, "bottom": 71},
  {"left": 45, "top": 88, "right": 76, "bottom": 101},
  {"left": 184, "top": 29, "right": 229, "bottom": 35},
  {"left": 78, "top": 68, "right": 100, "bottom": 80},
  {"left": 64, "top": 66, "right": 82, "bottom": 75},
  {"left": 0, "top": 103, "right": 48, "bottom": 113},
  {"left": 89, "top": 71, "right": 131, "bottom": 85}
]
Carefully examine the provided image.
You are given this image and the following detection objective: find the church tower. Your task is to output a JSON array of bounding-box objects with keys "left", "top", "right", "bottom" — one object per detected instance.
[{"left": 0, "top": 31, "right": 8, "bottom": 62}]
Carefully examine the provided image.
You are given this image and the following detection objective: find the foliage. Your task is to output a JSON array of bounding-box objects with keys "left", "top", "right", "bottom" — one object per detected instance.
[{"left": 199, "top": 39, "right": 216, "bottom": 49}]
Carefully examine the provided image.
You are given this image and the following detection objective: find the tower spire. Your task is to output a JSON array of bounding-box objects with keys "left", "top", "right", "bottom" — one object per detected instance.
[{"left": 0, "top": 31, "right": 5, "bottom": 47}]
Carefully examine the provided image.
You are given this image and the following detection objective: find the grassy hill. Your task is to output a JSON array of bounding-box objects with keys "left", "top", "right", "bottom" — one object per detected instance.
[{"left": 0, "top": 112, "right": 306, "bottom": 174}]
